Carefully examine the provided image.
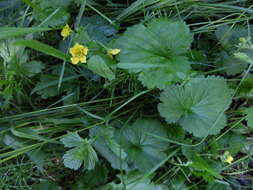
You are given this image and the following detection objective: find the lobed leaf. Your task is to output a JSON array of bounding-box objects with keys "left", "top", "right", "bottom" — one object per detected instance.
[
  {"left": 115, "top": 119, "right": 169, "bottom": 171},
  {"left": 115, "top": 18, "right": 193, "bottom": 89},
  {"left": 62, "top": 138, "right": 98, "bottom": 170},
  {"left": 158, "top": 76, "right": 232, "bottom": 137}
]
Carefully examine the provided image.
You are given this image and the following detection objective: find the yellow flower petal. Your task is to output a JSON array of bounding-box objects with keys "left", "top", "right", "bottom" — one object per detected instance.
[
  {"left": 79, "top": 56, "right": 87, "bottom": 63},
  {"left": 71, "top": 57, "right": 80, "bottom": 65},
  {"left": 239, "top": 37, "right": 246, "bottom": 43},
  {"left": 82, "top": 47, "right": 89, "bottom": 55},
  {"left": 226, "top": 156, "right": 234, "bottom": 164},
  {"left": 61, "top": 24, "right": 71, "bottom": 40},
  {"left": 69, "top": 43, "right": 80, "bottom": 56},
  {"left": 223, "top": 151, "right": 234, "bottom": 164},
  {"left": 107, "top": 48, "right": 120, "bottom": 58}
]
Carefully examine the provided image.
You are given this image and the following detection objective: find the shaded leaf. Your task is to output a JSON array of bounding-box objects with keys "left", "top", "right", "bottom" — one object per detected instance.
[
  {"left": 90, "top": 126, "right": 129, "bottom": 170},
  {"left": 32, "top": 181, "right": 61, "bottom": 190},
  {"left": 182, "top": 146, "right": 222, "bottom": 180},
  {"left": 23, "top": 60, "right": 45, "bottom": 77},
  {"left": 245, "top": 107, "right": 253, "bottom": 128},
  {"left": 72, "top": 163, "right": 108, "bottom": 189},
  {"left": 217, "top": 132, "right": 246, "bottom": 154},
  {"left": 99, "top": 170, "right": 169, "bottom": 190},
  {"left": 80, "top": 15, "right": 117, "bottom": 44},
  {"left": 115, "top": 119, "right": 169, "bottom": 171},
  {"left": 3, "top": 135, "right": 48, "bottom": 171},
  {"left": 215, "top": 24, "right": 253, "bottom": 49},
  {"left": 32, "top": 65, "right": 80, "bottom": 100},
  {"left": 36, "top": 8, "right": 70, "bottom": 27},
  {"left": 207, "top": 182, "right": 232, "bottom": 190},
  {"left": 217, "top": 51, "right": 248, "bottom": 76},
  {"left": 88, "top": 55, "right": 115, "bottom": 80}
]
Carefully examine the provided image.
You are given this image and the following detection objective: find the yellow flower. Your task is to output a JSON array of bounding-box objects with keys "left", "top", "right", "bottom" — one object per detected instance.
[
  {"left": 222, "top": 151, "right": 234, "bottom": 164},
  {"left": 239, "top": 37, "right": 246, "bottom": 43},
  {"left": 61, "top": 24, "right": 71, "bottom": 40},
  {"left": 107, "top": 48, "right": 120, "bottom": 58},
  {"left": 69, "top": 43, "right": 88, "bottom": 65}
]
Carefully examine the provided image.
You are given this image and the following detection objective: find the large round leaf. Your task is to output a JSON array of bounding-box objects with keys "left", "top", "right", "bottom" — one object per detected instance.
[
  {"left": 158, "top": 76, "right": 232, "bottom": 137},
  {"left": 114, "top": 18, "right": 193, "bottom": 89},
  {"left": 115, "top": 119, "right": 169, "bottom": 171}
]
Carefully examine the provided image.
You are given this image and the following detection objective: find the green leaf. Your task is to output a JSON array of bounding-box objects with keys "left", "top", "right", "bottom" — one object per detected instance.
[
  {"left": 99, "top": 171, "right": 169, "bottom": 190},
  {"left": 0, "top": 27, "right": 51, "bottom": 40},
  {"left": 22, "top": 0, "right": 42, "bottom": 11},
  {"left": 61, "top": 134, "right": 98, "bottom": 170},
  {"left": 245, "top": 107, "right": 253, "bottom": 128},
  {"left": 215, "top": 24, "right": 253, "bottom": 49},
  {"left": 32, "top": 75, "right": 60, "bottom": 98},
  {"left": 166, "top": 124, "right": 185, "bottom": 141},
  {"left": 182, "top": 146, "right": 222, "bottom": 180},
  {"left": 217, "top": 51, "right": 248, "bottom": 76},
  {"left": 72, "top": 163, "right": 108, "bottom": 189},
  {"left": 39, "top": 0, "right": 73, "bottom": 9},
  {"left": 32, "top": 65, "right": 80, "bottom": 99},
  {"left": 234, "top": 52, "right": 253, "bottom": 64},
  {"left": 32, "top": 75, "right": 78, "bottom": 98},
  {"left": 115, "top": 119, "right": 169, "bottom": 171},
  {"left": 158, "top": 76, "right": 232, "bottom": 137},
  {"left": 23, "top": 60, "right": 45, "bottom": 77},
  {"left": 60, "top": 132, "right": 83, "bottom": 148},
  {"left": 90, "top": 126, "right": 129, "bottom": 170},
  {"left": 87, "top": 55, "right": 115, "bottom": 80},
  {"left": 32, "top": 181, "right": 61, "bottom": 190},
  {"left": 11, "top": 128, "right": 48, "bottom": 141},
  {"left": 63, "top": 147, "right": 83, "bottom": 170},
  {"left": 115, "top": 18, "right": 192, "bottom": 89},
  {"left": 217, "top": 132, "right": 246, "bottom": 154},
  {"left": 36, "top": 8, "right": 70, "bottom": 27},
  {"left": 168, "top": 175, "right": 189, "bottom": 190},
  {"left": 3, "top": 135, "right": 48, "bottom": 171},
  {"left": 80, "top": 15, "right": 117, "bottom": 44},
  {"left": 207, "top": 182, "right": 231, "bottom": 190},
  {"left": 14, "top": 40, "right": 69, "bottom": 61},
  {"left": 33, "top": 0, "right": 72, "bottom": 27}
]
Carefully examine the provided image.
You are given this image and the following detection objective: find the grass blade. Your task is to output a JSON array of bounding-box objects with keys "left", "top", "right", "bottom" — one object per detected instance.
[
  {"left": 0, "top": 27, "right": 52, "bottom": 40},
  {"left": 14, "top": 39, "right": 69, "bottom": 61}
]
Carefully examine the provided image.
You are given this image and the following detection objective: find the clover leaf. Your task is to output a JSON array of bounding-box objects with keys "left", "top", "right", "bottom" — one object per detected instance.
[
  {"left": 115, "top": 119, "right": 169, "bottom": 171},
  {"left": 158, "top": 76, "right": 232, "bottom": 137},
  {"left": 114, "top": 18, "right": 192, "bottom": 89}
]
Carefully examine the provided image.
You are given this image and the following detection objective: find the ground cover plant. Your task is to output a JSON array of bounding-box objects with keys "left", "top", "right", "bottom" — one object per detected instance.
[{"left": 1, "top": 0, "right": 253, "bottom": 189}]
